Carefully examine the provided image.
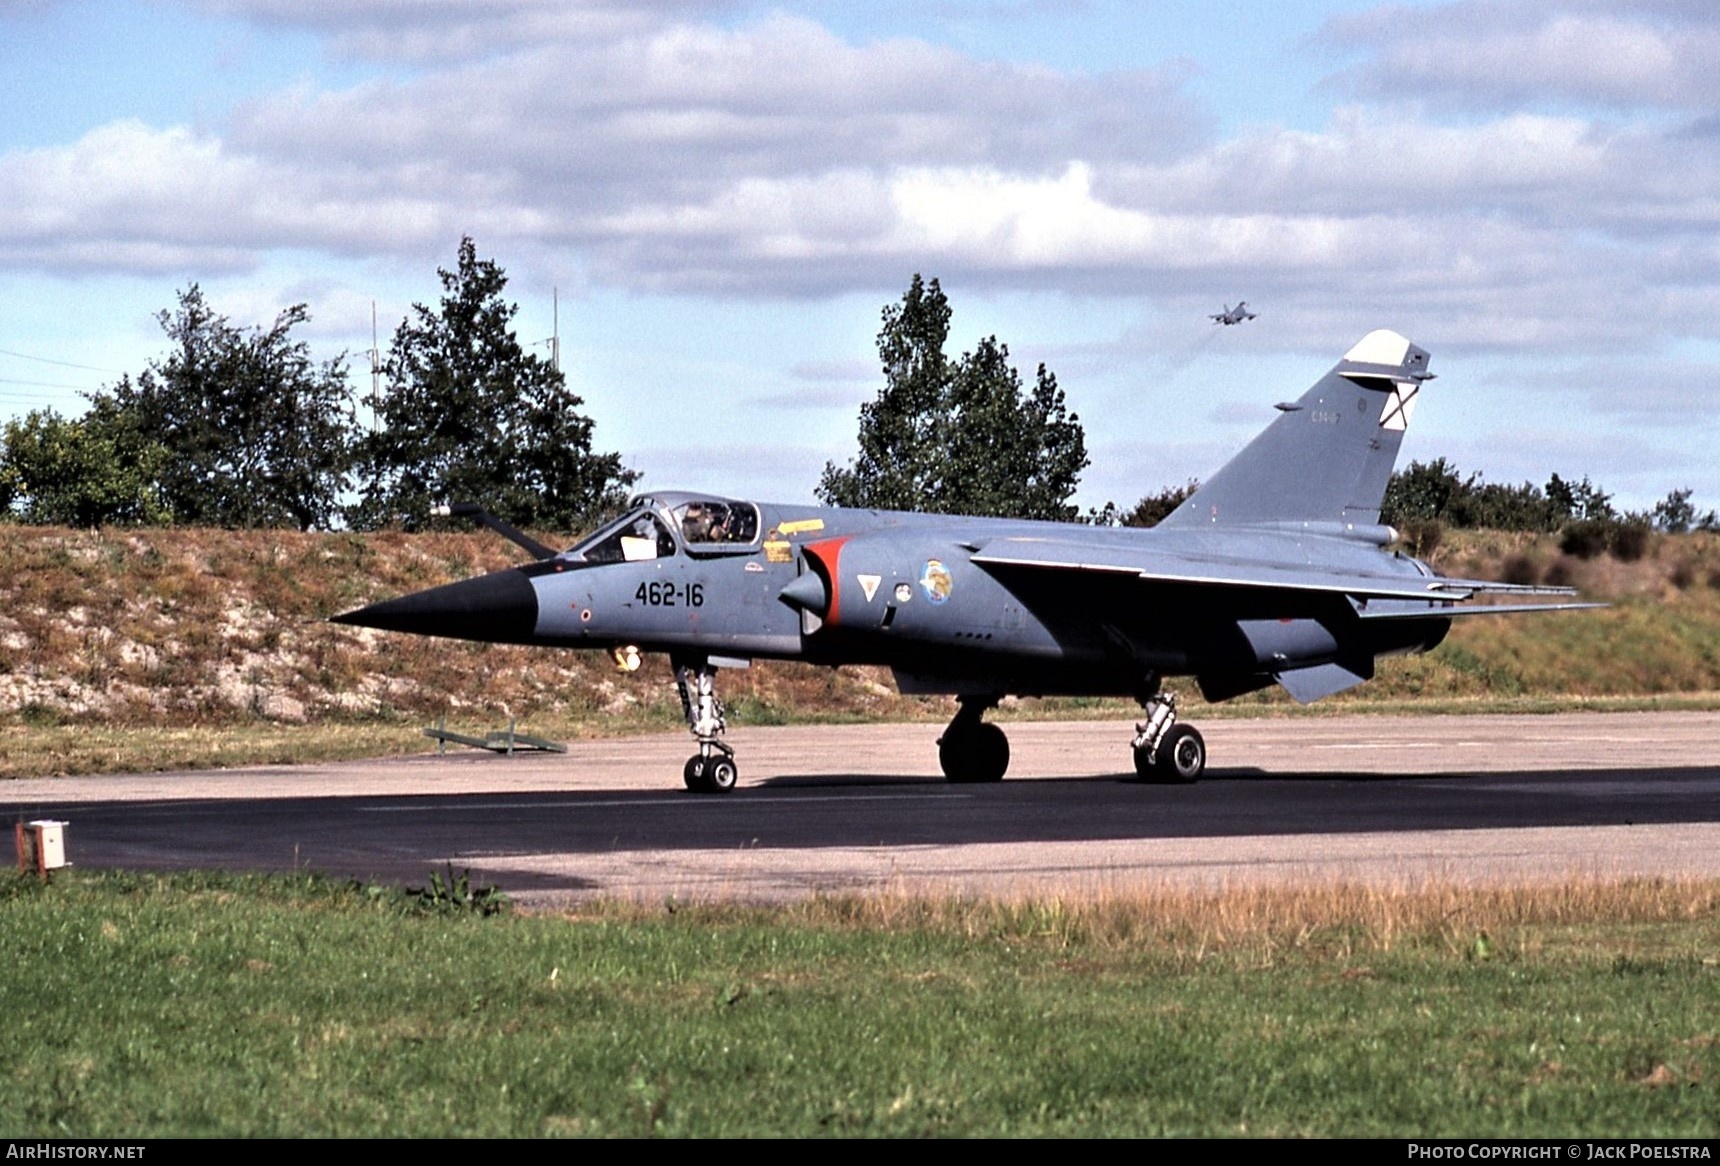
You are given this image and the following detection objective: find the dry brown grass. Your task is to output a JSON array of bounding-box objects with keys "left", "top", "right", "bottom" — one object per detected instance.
[{"left": 564, "top": 878, "right": 1720, "bottom": 963}]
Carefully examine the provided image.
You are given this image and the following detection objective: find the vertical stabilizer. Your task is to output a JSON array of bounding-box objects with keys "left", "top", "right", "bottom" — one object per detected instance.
[{"left": 1159, "top": 330, "right": 1431, "bottom": 532}]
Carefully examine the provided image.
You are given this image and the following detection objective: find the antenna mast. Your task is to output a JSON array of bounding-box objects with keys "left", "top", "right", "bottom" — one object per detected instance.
[{"left": 369, "top": 300, "right": 382, "bottom": 433}]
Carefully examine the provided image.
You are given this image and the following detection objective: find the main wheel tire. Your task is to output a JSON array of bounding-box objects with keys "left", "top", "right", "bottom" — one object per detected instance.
[
  {"left": 704, "top": 755, "right": 739, "bottom": 793},
  {"left": 1132, "top": 743, "right": 1154, "bottom": 779},
  {"left": 683, "top": 754, "right": 712, "bottom": 792},
  {"left": 1152, "top": 724, "right": 1206, "bottom": 783},
  {"left": 939, "top": 722, "right": 1010, "bottom": 783}
]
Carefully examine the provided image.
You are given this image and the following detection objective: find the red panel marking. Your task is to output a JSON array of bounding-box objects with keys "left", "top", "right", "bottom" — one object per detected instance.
[{"left": 800, "top": 536, "right": 852, "bottom": 625}]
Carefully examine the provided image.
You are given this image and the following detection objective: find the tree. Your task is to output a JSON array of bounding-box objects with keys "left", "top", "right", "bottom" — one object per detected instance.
[
  {"left": 818, "top": 275, "right": 1088, "bottom": 520},
  {"left": 817, "top": 274, "right": 952, "bottom": 513},
  {"left": 1651, "top": 487, "right": 1718, "bottom": 533},
  {"left": 1381, "top": 458, "right": 1470, "bottom": 526},
  {"left": 1383, "top": 459, "right": 1568, "bottom": 532},
  {"left": 0, "top": 404, "right": 170, "bottom": 527},
  {"left": 1119, "top": 480, "right": 1200, "bottom": 528},
  {"left": 352, "top": 237, "right": 636, "bottom": 531},
  {"left": 1545, "top": 473, "right": 1615, "bottom": 523},
  {"left": 97, "top": 286, "right": 357, "bottom": 530}
]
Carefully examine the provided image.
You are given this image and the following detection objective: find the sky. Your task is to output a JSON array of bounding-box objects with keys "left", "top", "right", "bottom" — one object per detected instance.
[{"left": 2, "top": 0, "right": 1718, "bottom": 516}]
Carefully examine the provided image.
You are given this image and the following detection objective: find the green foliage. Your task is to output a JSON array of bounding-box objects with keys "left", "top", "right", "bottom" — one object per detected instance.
[
  {"left": 1561, "top": 517, "right": 1653, "bottom": 561},
  {"left": 1383, "top": 456, "right": 1466, "bottom": 524},
  {"left": 1547, "top": 472, "right": 1616, "bottom": 522},
  {"left": 818, "top": 274, "right": 1088, "bottom": 520},
  {"left": 0, "top": 404, "right": 171, "bottom": 526},
  {"left": 407, "top": 864, "right": 511, "bottom": 917},
  {"left": 94, "top": 285, "right": 357, "bottom": 530},
  {"left": 1383, "top": 458, "right": 1568, "bottom": 532},
  {"left": 1652, "top": 487, "right": 1720, "bottom": 534},
  {"left": 352, "top": 237, "right": 636, "bottom": 533},
  {"left": 1119, "top": 480, "right": 1198, "bottom": 528},
  {"left": 1379, "top": 460, "right": 1701, "bottom": 564},
  {"left": 1609, "top": 518, "right": 1653, "bottom": 562}
]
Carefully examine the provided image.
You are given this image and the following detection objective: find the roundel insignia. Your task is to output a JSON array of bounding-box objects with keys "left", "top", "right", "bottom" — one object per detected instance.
[{"left": 919, "top": 559, "right": 953, "bottom": 604}]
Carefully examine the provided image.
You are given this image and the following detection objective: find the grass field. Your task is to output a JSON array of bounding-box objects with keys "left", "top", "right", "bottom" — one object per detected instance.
[{"left": 3, "top": 871, "right": 1715, "bottom": 1137}]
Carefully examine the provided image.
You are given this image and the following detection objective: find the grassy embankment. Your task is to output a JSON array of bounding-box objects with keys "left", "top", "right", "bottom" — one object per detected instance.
[
  {"left": 2, "top": 870, "right": 1714, "bottom": 1137},
  {"left": 4, "top": 525, "right": 1720, "bottom": 777}
]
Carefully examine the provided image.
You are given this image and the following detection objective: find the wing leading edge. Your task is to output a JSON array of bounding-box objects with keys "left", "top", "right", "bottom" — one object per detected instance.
[{"left": 970, "top": 537, "right": 1592, "bottom": 610}]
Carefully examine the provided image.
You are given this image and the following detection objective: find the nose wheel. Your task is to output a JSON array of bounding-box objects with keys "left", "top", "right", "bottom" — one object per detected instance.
[
  {"left": 674, "top": 656, "right": 739, "bottom": 794},
  {"left": 683, "top": 749, "right": 738, "bottom": 793}
]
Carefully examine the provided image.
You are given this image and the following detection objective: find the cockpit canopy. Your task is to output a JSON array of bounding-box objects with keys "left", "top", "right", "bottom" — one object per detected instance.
[
  {"left": 572, "top": 510, "right": 677, "bottom": 563},
  {"left": 667, "top": 497, "right": 760, "bottom": 546},
  {"left": 565, "top": 493, "right": 761, "bottom": 563}
]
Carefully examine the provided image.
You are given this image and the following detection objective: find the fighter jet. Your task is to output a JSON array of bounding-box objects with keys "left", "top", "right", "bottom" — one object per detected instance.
[
  {"left": 1211, "top": 301, "right": 1256, "bottom": 325},
  {"left": 334, "top": 330, "right": 1595, "bottom": 793}
]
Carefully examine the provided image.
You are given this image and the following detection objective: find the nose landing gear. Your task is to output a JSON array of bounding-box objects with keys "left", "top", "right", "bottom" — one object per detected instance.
[{"left": 674, "top": 657, "right": 737, "bottom": 793}]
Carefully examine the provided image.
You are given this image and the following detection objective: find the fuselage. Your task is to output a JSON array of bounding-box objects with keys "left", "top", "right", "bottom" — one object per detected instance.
[{"left": 337, "top": 490, "right": 1453, "bottom": 702}]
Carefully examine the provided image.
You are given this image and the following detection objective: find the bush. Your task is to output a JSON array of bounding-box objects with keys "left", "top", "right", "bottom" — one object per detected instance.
[
  {"left": 1610, "top": 520, "right": 1652, "bottom": 563},
  {"left": 1560, "top": 520, "right": 1612, "bottom": 560},
  {"left": 1543, "top": 556, "right": 1577, "bottom": 589},
  {"left": 1500, "top": 554, "right": 1540, "bottom": 585},
  {"left": 1396, "top": 519, "right": 1444, "bottom": 559}
]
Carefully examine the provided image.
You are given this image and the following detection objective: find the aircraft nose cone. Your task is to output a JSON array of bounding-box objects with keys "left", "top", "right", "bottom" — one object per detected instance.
[
  {"left": 777, "top": 571, "right": 828, "bottom": 614},
  {"left": 331, "top": 568, "right": 539, "bottom": 644}
]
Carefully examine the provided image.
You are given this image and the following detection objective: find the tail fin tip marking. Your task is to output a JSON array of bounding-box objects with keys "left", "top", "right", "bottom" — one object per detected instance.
[{"left": 1343, "top": 329, "right": 1412, "bottom": 366}]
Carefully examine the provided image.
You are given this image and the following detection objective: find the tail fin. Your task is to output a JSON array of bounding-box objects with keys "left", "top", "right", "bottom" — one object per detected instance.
[{"left": 1158, "top": 329, "right": 1430, "bottom": 535}]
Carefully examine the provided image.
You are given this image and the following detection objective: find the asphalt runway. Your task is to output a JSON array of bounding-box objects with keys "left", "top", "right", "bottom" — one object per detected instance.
[{"left": 6, "top": 711, "right": 1719, "bottom": 905}]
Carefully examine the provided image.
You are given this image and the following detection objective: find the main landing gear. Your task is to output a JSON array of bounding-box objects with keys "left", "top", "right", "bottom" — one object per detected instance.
[
  {"left": 674, "top": 657, "right": 737, "bottom": 793},
  {"left": 1132, "top": 689, "right": 1205, "bottom": 783},
  {"left": 935, "top": 688, "right": 1207, "bottom": 785},
  {"left": 938, "top": 695, "right": 1010, "bottom": 783}
]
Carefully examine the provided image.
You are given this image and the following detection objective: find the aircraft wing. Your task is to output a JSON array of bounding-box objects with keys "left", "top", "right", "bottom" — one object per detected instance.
[{"left": 969, "top": 537, "right": 1592, "bottom": 609}]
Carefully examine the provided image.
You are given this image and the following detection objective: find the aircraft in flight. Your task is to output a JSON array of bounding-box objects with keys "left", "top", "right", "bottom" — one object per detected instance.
[
  {"left": 334, "top": 330, "right": 1595, "bottom": 793},
  {"left": 1211, "top": 302, "right": 1257, "bottom": 325}
]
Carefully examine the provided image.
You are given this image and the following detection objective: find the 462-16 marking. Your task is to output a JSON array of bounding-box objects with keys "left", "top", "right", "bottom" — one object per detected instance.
[{"left": 635, "top": 581, "right": 704, "bottom": 608}]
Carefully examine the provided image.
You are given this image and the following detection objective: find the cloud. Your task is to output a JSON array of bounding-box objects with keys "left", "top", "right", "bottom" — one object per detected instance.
[
  {"left": 789, "top": 358, "right": 876, "bottom": 383},
  {"left": 1319, "top": 1, "right": 1720, "bottom": 112},
  {"left": 227, "top": 14, "right": 1199, "bottom": 184},
  {"left": 626, "top": 439, "right": 829, "bottom": 502},
  {"left": 3, "top": 1, "right": 1720, "bottom": 361},
  {"left": 1517, "top": 357, "right": 1720, "bottom": 422},
  {"left": 0, "top": 119, "right": 469, "bottom": 273},
  {"left": 745, "top": 386, "right": 861, "bottom": 410},
  {"left": 193, "top": 0, "right": 730, "bottom": 62}
]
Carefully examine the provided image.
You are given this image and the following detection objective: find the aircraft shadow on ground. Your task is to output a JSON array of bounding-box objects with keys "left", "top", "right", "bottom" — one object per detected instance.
[{"left": 753, "top": 768, "right": 1440, "bottom": 789}]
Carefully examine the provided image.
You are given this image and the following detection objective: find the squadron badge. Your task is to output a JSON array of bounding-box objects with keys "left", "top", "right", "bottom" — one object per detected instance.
[{"left": 919, "top": 559, "right": 953, "bottom": 604}]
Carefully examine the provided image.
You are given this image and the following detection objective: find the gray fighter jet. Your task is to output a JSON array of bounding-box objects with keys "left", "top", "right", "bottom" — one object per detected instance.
[
  {"left": 334, "top": 329, "right": 1595, "bottom": 793},
  {"left": 1211, "top": 301, "right": 1256, "bottom": 325}
]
